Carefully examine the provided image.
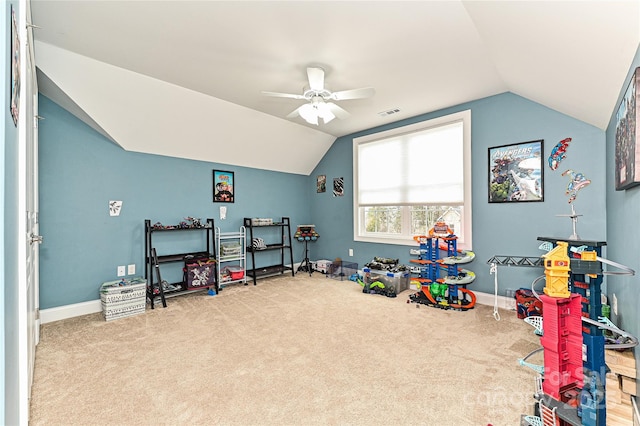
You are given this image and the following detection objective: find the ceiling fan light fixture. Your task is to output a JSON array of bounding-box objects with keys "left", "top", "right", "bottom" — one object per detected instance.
[
  {"left": 298, "top": 100, "right": 335, "bottom": 125},
  {"left": 317, "top": 102, "right": 335, "bottom": 123},
  {"left": 264, "top": 66, "right": 374, "bottom": 125},
  {"left": 299, "top": 103, "right": 319, "bottom": 125}
]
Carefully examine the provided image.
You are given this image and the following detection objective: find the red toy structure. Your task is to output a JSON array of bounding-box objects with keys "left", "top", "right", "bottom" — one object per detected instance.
[{"left": 540, "top": 294, "right": 583, "bottom": 403}]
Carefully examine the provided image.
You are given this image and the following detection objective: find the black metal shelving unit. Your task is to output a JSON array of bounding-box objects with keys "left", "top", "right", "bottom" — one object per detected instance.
[
  {"left": 243, "top": 217, "right": 294, "bottom": 285},
  {"left": 144, "top": 218, "right": 216, "bottom": 308}
]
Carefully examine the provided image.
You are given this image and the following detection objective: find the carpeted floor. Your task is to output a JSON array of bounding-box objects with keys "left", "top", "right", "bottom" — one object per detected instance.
[{"left": 29, "top": 273, "right": 541, "bottom": 425}]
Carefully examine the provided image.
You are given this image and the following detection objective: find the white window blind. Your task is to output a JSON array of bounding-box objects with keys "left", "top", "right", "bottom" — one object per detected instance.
[{"left": 357, "top": 121, "right": 464, "bottom": 206}]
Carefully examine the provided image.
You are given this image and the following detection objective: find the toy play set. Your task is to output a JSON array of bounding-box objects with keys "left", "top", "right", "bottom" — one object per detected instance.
[
  {"left": 407, "top": 222, "right": 477, "bottom": 310},
  {"left": 486, "top": 138, "right": 638, "bottom": 425}
]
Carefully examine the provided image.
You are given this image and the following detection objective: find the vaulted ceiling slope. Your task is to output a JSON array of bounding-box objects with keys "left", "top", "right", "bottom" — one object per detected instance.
[{"left": 31, "top": 1, "right": 640, "bottom": 175}]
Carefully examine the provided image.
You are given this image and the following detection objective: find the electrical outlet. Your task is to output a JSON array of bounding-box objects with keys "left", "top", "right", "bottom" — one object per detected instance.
[
  {"left": 613, "top": 293, "right": 618, "bottom": 316},
  {"left": 127, "top": 264, "right": 135, "bottom": 275},
  {"left": 117, "top": 266, "right": 126, "bottom": 277},
  {"left": 349, "top": 248, "right": 354, "bottom": 257}
]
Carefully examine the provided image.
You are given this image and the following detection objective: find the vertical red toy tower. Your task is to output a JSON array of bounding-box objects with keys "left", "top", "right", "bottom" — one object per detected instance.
[
  {"left": 540, "top": 293, "right": 584, "bottom": 401},
  {"left": 540, "top": 241, "right": 583, "bottom": 410}
]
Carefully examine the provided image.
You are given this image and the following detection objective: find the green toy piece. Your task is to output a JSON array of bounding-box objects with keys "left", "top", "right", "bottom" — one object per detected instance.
[
  {"left": 429, "top": 282, "right": 448, "bottom": 298},
  {"left": 369, "top": 281, "right": 385, "bottom": 289}
]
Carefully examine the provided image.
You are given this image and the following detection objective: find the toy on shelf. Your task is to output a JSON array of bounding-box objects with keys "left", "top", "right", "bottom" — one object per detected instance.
[
  {"left": 407, "top": 222, "right": 476, "bottom": 310},
  {"left": 363, "top": 256, "right": 404, "bottom": 272},
  {"left": 150, "top": 217, "right": 210, "bottom": 230}
]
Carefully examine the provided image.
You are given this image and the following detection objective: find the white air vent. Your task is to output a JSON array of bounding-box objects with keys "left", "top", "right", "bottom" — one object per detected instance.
[{"left": 378, "top": 108, "right": 400, "bottom": 117}]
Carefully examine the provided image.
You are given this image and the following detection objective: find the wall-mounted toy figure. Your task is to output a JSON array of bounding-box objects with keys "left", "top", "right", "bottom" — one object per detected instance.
[
  {"left": 562, "top": 169, "right": 591, "bottom": 203},
  {"left": 548, "top": 137, "right": 572, "bottom": 170}
]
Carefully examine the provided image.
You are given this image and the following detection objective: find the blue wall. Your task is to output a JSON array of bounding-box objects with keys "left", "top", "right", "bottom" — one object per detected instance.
[
  {"left": 38, "top": 95, "right": 311, "bottom": 309},
  {"left": 309, "top": 92, "right": 606, "bottom": 296},
  {"left": 3, "top": 1, "right": 20, "bottom": 423},
  {"left": 39, "top": 91, "right": 610, "bottom": 307},
  {"left": 605, "top": 44, "right": 640, "bottom": 371}
]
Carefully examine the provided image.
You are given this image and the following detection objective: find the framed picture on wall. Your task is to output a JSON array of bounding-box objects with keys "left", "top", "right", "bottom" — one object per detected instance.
[
  {"left": 333, "top": 177, "right": 344, "bottom": 197},
  {"left": 317, "top": 175, "right": 326, "bottom": 193},
  {"left": 614, "top": 67, "right": 640, "bottom": 191},
  {"left": 488, "top": 140, "right": 544, "bottom": 203},
  {"left": 213, "top": 170, "right": 234, "bottom": 203}
]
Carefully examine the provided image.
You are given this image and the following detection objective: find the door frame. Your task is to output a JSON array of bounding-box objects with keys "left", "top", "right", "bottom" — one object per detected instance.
[{"left": 17, "top": 0, "right": 40, "bottom": 423}]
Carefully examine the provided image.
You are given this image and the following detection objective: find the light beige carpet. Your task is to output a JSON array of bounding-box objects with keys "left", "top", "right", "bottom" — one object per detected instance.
[{"left": 29, "top": 273, "right": 540, "bottom": 425}]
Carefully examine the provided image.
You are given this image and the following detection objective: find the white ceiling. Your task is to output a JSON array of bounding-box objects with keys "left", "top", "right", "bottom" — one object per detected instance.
[{"left": 30, "top": 1, "right": 640, "bottom": 175}]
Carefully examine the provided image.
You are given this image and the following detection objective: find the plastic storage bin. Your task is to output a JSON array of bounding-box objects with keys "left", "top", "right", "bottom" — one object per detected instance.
[
  {"left": 364, "top": 268, "right": 410, "bottom": 295},
  {"left": 221, "top": 265, "right": 244, "bottom": 282},
  {"left": 328, "top": 261, "right": 358, "bottom": 281}
]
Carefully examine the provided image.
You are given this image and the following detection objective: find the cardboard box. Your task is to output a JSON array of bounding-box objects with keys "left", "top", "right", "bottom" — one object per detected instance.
[{"left": 606, "top": 349, "right": 637, "bottom": 378}]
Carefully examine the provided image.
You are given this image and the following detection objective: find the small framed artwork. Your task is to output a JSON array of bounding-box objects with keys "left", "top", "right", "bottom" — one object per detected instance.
[
  {"left": 213, "top": 170, "right": 234, "bottom": 203},
  {"left": 317, "top": 175, "right": 326, "bottom": 193},
  {"left": 615, "top": 67, "right": 640, "bottom": 191},
  {"left": 333, "top": 177, "right": 344, "bottom": 197},
  {"left": 488, "top": 140, "right": 544, "bottom": 203}
]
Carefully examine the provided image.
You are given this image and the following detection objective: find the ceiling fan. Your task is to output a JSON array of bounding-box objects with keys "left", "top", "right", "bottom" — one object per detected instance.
[{"left": 262, "top": 67, "right": 375, "bottom": 125}]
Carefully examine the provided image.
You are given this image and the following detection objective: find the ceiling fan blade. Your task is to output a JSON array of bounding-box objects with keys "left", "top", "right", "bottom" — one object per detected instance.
[
  {"left": 330, "top": 87, "right": 375, "bottom": 101},
  {"left": 286, "top": 106, "right": 303, "bottom": 119},
  {"left": 307, "top": 67, "right": 325, "bottom": 91},
  {"left": 262, "top": 91, "right": 306, "bottom": 100},
  {"left": 326, "top": 102, "right": 351, "bottom": 120}
]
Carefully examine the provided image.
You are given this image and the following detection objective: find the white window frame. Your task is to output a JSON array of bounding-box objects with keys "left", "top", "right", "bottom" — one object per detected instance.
[{"left": 352, "top": 109, "right": 472, "bottom": 250}]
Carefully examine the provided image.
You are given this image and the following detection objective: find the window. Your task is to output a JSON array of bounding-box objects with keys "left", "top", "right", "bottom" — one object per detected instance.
[{"left": 353, "top": 110, "right": 472, "bottom": 249}]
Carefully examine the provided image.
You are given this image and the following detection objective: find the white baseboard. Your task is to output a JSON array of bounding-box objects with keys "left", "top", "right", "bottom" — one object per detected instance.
[
  {"left": 39, "top": 288, "right": 516, "bottom": 324},
  {"left": 475, "top": 291, "right": 517, "bottom": 311},
  {"left": 40, "top": 300, "right": 102, "bottom": 324}
]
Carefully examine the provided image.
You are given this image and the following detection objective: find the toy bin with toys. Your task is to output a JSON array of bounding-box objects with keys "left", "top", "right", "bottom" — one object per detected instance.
[
  {"left": 364, "top": 268, "right": 410, "bottom": 295},
  {"left": 220, "top": 265, "right": 244, "bottom": 282},
  {"left": 100, "top": 277, "right": 146, "bottom": 321}
]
